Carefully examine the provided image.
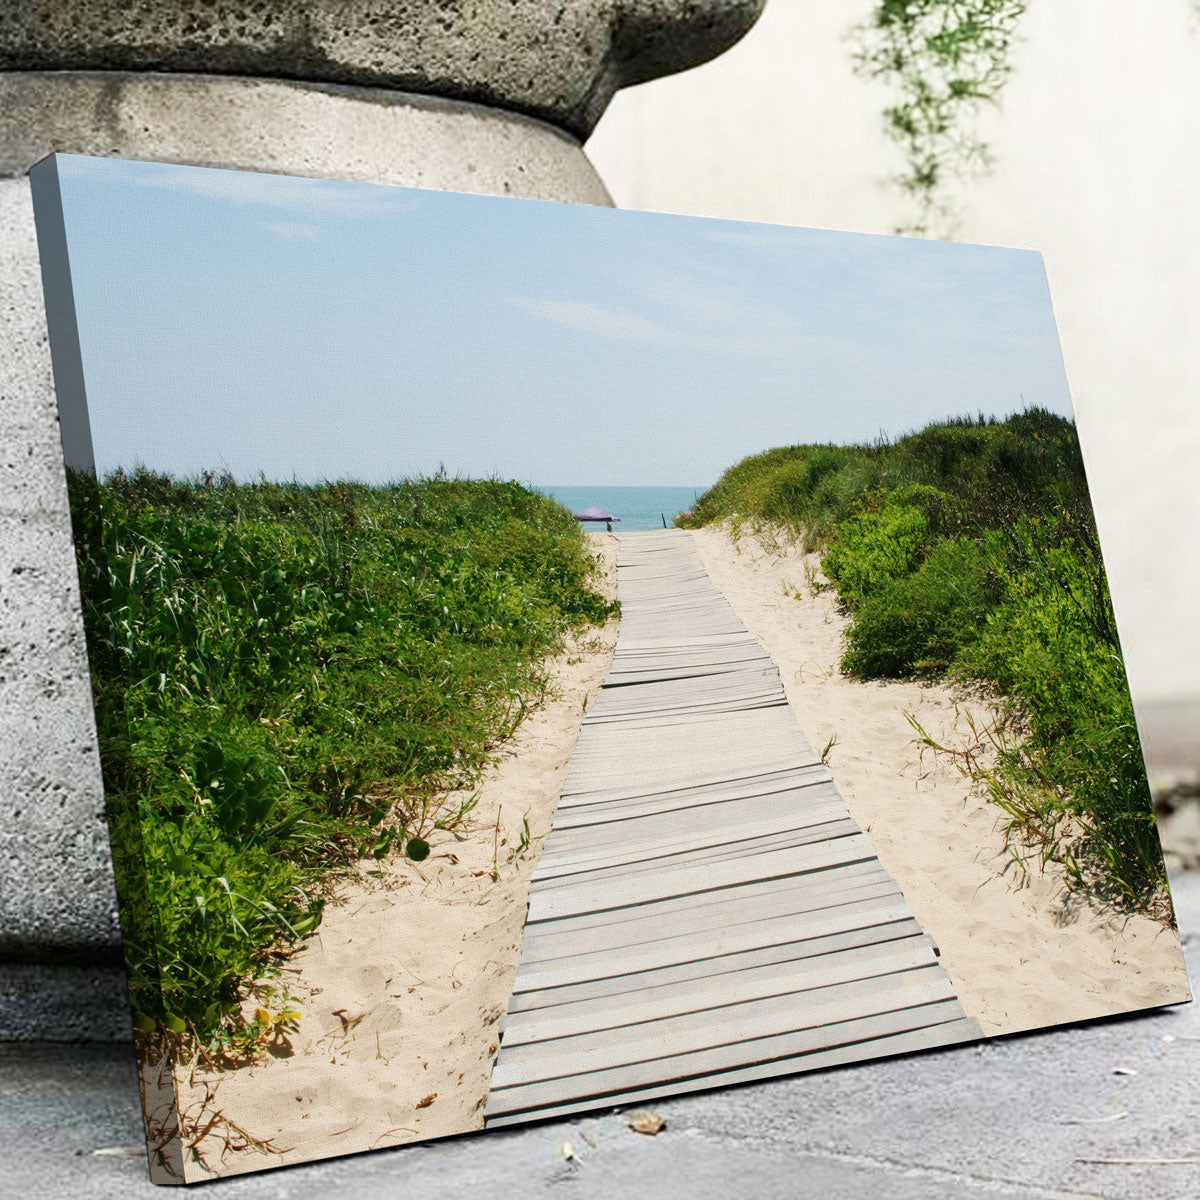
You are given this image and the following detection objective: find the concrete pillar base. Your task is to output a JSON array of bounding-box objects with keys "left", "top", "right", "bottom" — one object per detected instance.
[{"left": 0, "top": 72, "right": 615, "bottom": 201}]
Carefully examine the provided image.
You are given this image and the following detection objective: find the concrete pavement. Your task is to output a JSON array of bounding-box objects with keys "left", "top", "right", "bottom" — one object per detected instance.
[{"left": 4, "top": 874, "right": 1199, "bottom": 1199}]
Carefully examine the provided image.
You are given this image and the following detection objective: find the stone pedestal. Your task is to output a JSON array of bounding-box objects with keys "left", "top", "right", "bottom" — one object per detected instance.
[{"left": 0, "top": 3, "right": 765, "bottom": 1039}]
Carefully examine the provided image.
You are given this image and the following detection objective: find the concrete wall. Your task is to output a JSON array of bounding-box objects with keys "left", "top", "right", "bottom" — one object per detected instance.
[{"left": 589, "top": 0, "right": 1200, "bottom": 769}]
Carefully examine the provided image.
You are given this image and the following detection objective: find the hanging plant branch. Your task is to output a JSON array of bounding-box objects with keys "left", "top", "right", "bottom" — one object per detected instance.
[{"left": 851, "top": 0, "right": 1027, "bottom": 237}]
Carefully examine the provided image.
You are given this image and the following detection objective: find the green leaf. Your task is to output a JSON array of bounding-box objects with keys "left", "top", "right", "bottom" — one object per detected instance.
[{"left": 371, "top": 827, "right": 397, "bottom": 859}]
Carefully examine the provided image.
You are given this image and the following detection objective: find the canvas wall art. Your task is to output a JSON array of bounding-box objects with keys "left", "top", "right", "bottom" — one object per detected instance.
[{"left": 30, "top": 153, "right": 1189, "bottom": 1183}]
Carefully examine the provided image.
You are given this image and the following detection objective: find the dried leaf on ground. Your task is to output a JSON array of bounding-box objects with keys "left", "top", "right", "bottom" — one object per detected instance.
[{"left": 627, "top": 1111, "right": 666, "bottom": 1136}]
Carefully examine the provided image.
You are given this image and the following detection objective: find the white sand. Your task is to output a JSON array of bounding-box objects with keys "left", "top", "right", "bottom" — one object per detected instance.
[
  {"left": 167, "top": 536, "right": 619, "bottom": 1180},
  {"left": 690, "top": 521, "right": 1190, "bottom": 1037}
]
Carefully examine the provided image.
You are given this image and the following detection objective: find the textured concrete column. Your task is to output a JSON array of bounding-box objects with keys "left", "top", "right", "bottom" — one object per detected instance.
[{"left": 0, "top": 2, "right": 765, "bottom": 1039}]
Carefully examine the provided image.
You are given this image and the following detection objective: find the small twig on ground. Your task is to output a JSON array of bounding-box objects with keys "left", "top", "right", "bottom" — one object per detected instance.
[
  {"left": 490, "top": 804, "right": 502, "bottom": 881},
  {"left": 1076, "top": 1157, "right": 1200, "bottom": 1166}
]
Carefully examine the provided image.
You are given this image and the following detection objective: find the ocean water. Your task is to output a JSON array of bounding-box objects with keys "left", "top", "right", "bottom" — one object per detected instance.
[{"left": 538, "top": 486, "right": 708, "bottom": 533}]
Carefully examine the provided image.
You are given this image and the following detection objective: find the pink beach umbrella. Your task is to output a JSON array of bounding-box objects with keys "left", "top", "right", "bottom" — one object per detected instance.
[{"left": 573, "top": 505, "right": 621, "bottom": 531}]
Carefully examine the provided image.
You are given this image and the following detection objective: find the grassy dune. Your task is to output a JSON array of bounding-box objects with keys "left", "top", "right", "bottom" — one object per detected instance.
[
  {"left": 679, "top": 410, "right": 1168, "bottom": 919},
  {"left": 70, "top": 470, "right": 615, "bottom": 1050}
]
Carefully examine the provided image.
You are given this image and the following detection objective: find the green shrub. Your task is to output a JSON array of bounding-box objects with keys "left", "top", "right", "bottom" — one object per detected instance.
[
  {"left": 823, "top": 499, "right": 930, "bottom": 609},
  {"left": 962, "top": 517, "right": 1161, "bottom": 902},
  {"left": 73, "top": 470, "right": 615, "bottom": 1046},
  {"left": 841, "top": 534, "right": 997, "bottom": 677},
  {"left": 681, "top": 409, "right": 1167, "bottom": 915}
]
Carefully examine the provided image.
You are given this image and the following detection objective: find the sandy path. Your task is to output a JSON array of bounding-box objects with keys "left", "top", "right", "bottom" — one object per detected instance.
[
  {"left": 170, "top": 536, "right": 619, "bottom": 1180},
  {"left": 690, "top": 522, "right": 1190, "bottom": 1038}
]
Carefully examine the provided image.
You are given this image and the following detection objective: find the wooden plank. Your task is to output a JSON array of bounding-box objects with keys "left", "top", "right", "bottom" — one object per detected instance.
[
  {"left": 612, "top": 633, "right": 762, "bottom": 653},
  {"left": 490, "top": 966, "right": 960, "bottom": 1087},
  {"left": 560, "top": 767, "right": 832, "bottom": 811},
  {"left": 562, "top": 749, "right": 823, "bottom": 795},
  {"left": 556, "top": 781, "right": 839, "bottom": 828},
  {"left": 500, "top": 940, "right": 940, "bottom": 1050},
  {"left": 606, "top": 649, "right": 769, "bottom": 678},
  {"left": 583, "top": 696, "right": 789, "bottom": 726},
  {"left": 590, "top": 671, "right": 784, "bottom": 709},
  {"left": 546, "top": 799, "right": 849, "bottom": 856},
  {"left": 537, "top": 803, "right": 852, "bottom": 873},
  {"left": 565, "top": 708, "right": 814, "bottom": 761},
  {"left": 540, "top": 795, "right": 850, "bottom": 860},
  {"left": 532, "top": 819, "right": 862, "bottom": 889},
  {"left": 559, "top": 761, "right": 829, "bottom": 808},
  {"left": 533, "top": 806, "right": 855, "bottom": 881},
  {"left": 485, "top": 1014, "right": 982, "bottom": 1124},
  {"left": 563, "top": 742, "right": 807, "bottom": 778},
  {"left": 586, "top": 689, "right": 788, "bottom": 720},
  {"left": 517, "top": 865, "right": 898, "bottom": 960},
  {"left": 593, "top": 681, "right": 783, "bottom": 707},
  {"left": 563, "top": 733, "right": 812, "bottom": 764},
  {"left": 553, "top": 786, "right": 842, "bottom": 828},
  {"left": 508, "top": 919, "right": 926, "bottom": 1013},
  {"left": 527, "top": 834, "right": 876, "bottom": 924},
  {"left": 595, "top": 673, "right": 784, "bottom": 699},
  {"left": 516, "top": 892, "right": 915, "bottom": 991}
]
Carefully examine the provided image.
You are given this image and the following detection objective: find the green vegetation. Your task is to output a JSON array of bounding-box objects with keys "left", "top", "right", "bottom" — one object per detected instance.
[
  {"left": 679, "top": 410, "right": 1168, "bottom": 918},
  {"left": 70, "top": 470, "right": 614, "bottom": 1050},
  {"left": 852, "top": 0, "right": 1027, "bottom": 236}
]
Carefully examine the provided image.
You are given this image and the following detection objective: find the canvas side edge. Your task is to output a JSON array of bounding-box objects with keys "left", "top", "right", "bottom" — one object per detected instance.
[{"left": 29, "top": 153, "right": 191, "bottom": 1185}]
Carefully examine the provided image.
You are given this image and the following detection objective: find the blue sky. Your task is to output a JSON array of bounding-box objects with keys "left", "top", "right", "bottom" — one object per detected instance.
[{"left": 53, "top": 154, "right": 1073, "bottom": 488}]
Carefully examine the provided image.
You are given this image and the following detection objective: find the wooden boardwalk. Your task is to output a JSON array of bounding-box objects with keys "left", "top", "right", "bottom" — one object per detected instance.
[{"left": 485, "top": 530, "right": 981, "bottom": 1126}]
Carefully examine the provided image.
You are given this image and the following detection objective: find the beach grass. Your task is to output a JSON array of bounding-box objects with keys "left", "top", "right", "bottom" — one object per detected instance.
[
  {"left": 678, "top": 409, "right": 1169, "bottom": 918},
  {"left": 69, "top": 469, "right": 616, "bottom": 1051}
]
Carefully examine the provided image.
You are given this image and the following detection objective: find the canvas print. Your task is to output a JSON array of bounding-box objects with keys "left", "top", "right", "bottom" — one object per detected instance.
[{"left": 30, "top": 153, "right": 1188, "bottom": 1183}]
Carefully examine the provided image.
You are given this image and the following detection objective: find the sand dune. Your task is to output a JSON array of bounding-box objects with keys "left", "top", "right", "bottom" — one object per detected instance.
[{"left": 690, "top": 521, "right": 1190, "bottom": 1037}]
